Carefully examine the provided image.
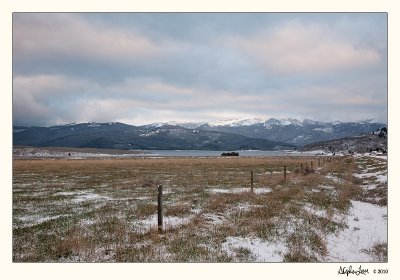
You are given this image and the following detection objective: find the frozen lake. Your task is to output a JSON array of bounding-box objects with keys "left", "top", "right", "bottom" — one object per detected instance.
[{"left": 138, "top": 150, "right": 316, "bottom": 157}]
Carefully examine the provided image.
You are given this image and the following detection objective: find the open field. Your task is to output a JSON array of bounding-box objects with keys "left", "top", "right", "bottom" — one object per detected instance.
[
  {"left": 13, "top": 146, "right": 148, "bottom": 159},
  {"left": 12, "top": 155, "right": 387, "bottom": 262}
]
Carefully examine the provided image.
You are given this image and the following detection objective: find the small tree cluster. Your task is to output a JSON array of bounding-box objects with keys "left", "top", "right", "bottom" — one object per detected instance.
[
  {"left": 378, "top": 127, "right": 387, "bottom": 138},
  {"left": 221, "top": 152, "right": 239, "bottom": 157},
  {"left": 369, "top": 147, "right": 387, "bottom": 154}
]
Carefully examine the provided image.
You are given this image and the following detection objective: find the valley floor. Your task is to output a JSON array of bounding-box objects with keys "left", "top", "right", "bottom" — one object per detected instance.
[{"left": 12, "top": 155, "right": 387, "bottom": 262}]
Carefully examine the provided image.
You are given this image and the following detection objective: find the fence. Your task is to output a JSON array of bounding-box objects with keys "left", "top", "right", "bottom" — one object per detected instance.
[{"left": 155, "top": 156, "right": 335, "bottom": 233}]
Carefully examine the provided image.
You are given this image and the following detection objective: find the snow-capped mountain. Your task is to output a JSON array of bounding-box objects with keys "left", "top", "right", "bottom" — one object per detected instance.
[
  {"left": 203, "top": 117, "right": 345, "bottom": 128},
  {"left": 156, "top": 117, "right": 307, "bottom": 129},
  {"left": 166, "top": 121, "right": 207, "bottom": 129},
  {"left": 198, "top": 118, "right": 385, "bottom": 146},
  {"left": 147, "top": 121, "right": 206, "bottom": 129},
  {"left": 263, "top": 118, "right": 303, "bottom": 129},
  {"left": 13, "top": 121, "right": 293, "bottom": 151},
  {"left": 14, "top": 118, "right": 386, "bottom": 149},
  {"left": 128, "top": 117, "right": 386, "bottom": 146},
  {"left": 150, "top": 118, "right": 266, "bottom": 128},
  {"left": 207, "top": 118, "right": 266, "bottom": 127}
]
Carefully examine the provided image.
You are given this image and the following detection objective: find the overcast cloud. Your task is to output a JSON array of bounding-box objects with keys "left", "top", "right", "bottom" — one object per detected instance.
[{"left": 13, "top": 13, "right": 387, "bottom": 126}]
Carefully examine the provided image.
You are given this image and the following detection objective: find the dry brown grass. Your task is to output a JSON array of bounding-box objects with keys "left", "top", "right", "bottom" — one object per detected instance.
[{"left": 13, "top": 155, "right": 386, "bottom": 262}]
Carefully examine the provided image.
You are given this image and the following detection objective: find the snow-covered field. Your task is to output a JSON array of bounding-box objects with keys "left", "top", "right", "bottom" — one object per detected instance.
[
  {"left": 324, "top": 200, "right": 387, "bottom": 262},
  {"left": 13, "top": 155, "right": 387, "bottom": 262}
]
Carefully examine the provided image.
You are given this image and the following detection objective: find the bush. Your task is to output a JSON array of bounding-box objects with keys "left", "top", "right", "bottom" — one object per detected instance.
[{"left": 221, "top": 152, "right": 239, "bottom": 157}]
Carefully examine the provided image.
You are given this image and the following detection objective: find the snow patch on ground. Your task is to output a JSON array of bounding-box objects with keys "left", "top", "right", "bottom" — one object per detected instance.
[
  {"left": 375, "top": 174, "right": 387, "bottom": 184},
  {"left": 353, "top": 171, "right": 387, "bottom": 183},
  {"left": 80, "top": 219, "right": 97, "bottom": 226},
  {"left": 302, "top": 203, "right": 326, "bottom": 218},
  {"left": 324, "top": 200, "right": 387, "bottom": 262},
  {"left": 17, "top": 214, "right": 70, "bottom": 227},
  {"left": 319, "top": 185, "right": 335, "bottom": 190},
  {"left": 325, "top": 174, "right": 344, "bottom": 184},
  {"left": 253, "top": 188, "right": 273, "bottom": 194},
  {"left": 72, "top": 192, "right": 111, "bottom": 203},
  {"left": 133, "top": 214, "right": 192, "bottom": 232},
  {"left": 208, "top": 187, "right": 272, "bottom": 194},
  {"left": 353, "top": 156, "right": 387, "bottom": 192},
  {"left": 56, "top": 191, "right": 80, "bottom": 196},
  {"left": 133, "top": 196, "right": 151, "bottom": 201},
  {"left": 362, "top": 153, "right": 387, "bottom": 160},
  {"left": 236, "top": 203, "right": 252, "bottom": 211},
  {"left": 202, "top": 213, "right": 225, "bottom": 225},
  {"left": 162, "top": 189, "right": 175, "bottom": 195},
  {"left": 208, "top": 187, "right": 250, "bottom": 194},
  {"left": 222, "top": 236, "right": 287, "bottom": 262}
]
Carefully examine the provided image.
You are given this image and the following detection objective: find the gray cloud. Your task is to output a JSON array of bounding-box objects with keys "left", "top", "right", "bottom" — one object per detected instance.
[{"left": 13, "top": 13, "right": 387, "bottom": 126}]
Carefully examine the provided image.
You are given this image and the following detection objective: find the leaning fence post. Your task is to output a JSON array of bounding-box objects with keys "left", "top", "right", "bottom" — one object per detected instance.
[
  {"left": 284, "top": 165, "right": 287, "bottom": 180},
  {"left": 157, "top": 184, "right": 163, "bottom": 233},
  {"left": 311, "top": 160, "right": 313, "bottom": 170},
  {"left": 301, "top": 163, "right": 303, "bottom": 173}
]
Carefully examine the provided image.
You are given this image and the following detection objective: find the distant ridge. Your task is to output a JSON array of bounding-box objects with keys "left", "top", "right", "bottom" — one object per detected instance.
[
  {"left": 13, "top": 122, "right": 293, "bottom": 151},
  {"left": 195, "top": 118, "right": 385, "bottom": 146},
  {"left": 14, "top": 118, "right": 386, "bottom": 149}
]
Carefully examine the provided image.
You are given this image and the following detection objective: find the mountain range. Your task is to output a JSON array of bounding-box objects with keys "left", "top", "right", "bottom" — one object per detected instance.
[
  {"left": 195, "top": 118, "right": 385, "bottom": 146},
  {"left": 13, "top": 122, "right": 292, "bottom": 151},
  {"left": 13, "top": 118, "right": 386, "bottom": 150}
]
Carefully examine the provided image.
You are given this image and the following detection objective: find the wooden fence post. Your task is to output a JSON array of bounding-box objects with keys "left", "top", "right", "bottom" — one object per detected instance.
[
  {"left": 318, "top": 158, "right": 320, "bottom": 167},
  {"left": 301, "top": 163, "right": 303, "bottom": 173},
  {"left": 311, "top": 160, "right": 313, "bottom": 170},
  {"left": 250, "top": 170, "right": 254, "bottom": 192},
  {"left": 284, "top": 165, "right": 287, "bottom": 180},
  {"left": 158, "top": 184, "right": 163, "bottom": 233}
]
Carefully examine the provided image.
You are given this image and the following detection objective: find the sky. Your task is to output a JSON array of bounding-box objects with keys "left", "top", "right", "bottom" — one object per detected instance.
[{"left": 12, "top": 13, "right": 388, "bottom": 126}]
